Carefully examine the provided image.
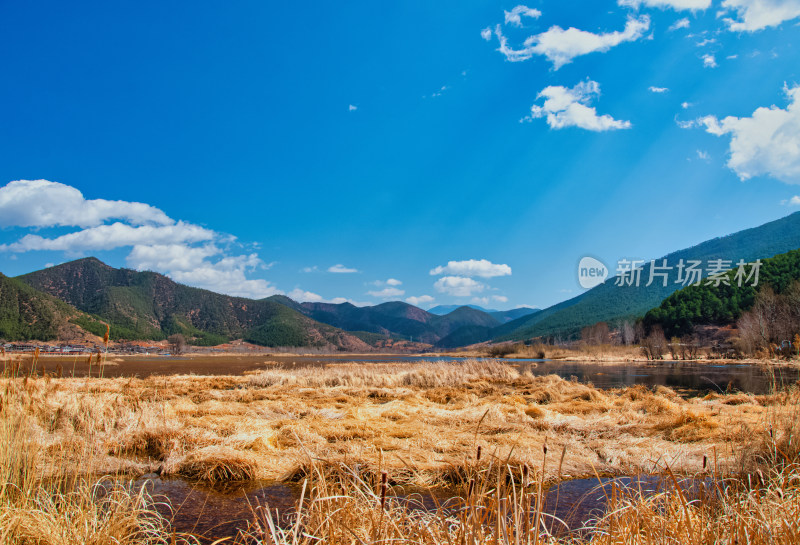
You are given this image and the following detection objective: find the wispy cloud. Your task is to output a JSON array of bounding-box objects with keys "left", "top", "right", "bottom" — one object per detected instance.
[
  {"left": 720, "top": 0, "right": 800, "bottom": 32},
  {"left": 504, "top": 5, "right": 542, "bottom": 27},
  {"left": 649, "top": 86, "right": 669, "bottom": 93},
  {"left": 328, "top": 264, "right": 359, "bottom": 273},
  {"left": 493, "top": 15, "right": 650, "bottom": 69},
  {"left": 702, "top": 53, "right": 717, "bottom": 67},
  {"left": 367, "top": 278, "right": 403, "bottom": 297},
  {"left": 287, "top": 288, "right": 370, "bottom": 306},
  {"left": 523, "top": 80, "right": 632, "bottom": 131},
  {"left": 619, "top": 0, "right": 710, "bottom": 10},
  {"left": 367, "top": 287, "right": 405, "bottom": 299},
  {"left": 430, "top": 259, "right": 511, "bottom": 278},
  {"left": 781, "top": 196, "right": 800, "bottom": 206},
  {"left": 369, "top": 278, "right": 402, "bottom": 287},
  {"left": 669, "top": 17, "right": 691, "bottom": 30},
  {"left": 406, "top": 295, "right": 434, "bottom": 307},
  {"left": 348, "top": 104, "right": 358, "bottom": 112}
]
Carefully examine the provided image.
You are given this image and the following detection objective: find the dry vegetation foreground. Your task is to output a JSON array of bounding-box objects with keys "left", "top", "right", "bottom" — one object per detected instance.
[{"left": 2, "top": 358, "right": 800, "bottom": 544}]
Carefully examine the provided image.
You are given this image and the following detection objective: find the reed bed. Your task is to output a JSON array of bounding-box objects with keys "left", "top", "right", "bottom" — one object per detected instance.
[
  {"left": 246, "top": 358, "right": 520, "bottom": 388},
  {"left": 2, "top": 355, "right": 799, "bottom": 543}
]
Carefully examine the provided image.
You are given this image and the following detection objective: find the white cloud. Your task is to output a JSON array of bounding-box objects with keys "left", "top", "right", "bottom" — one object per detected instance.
[
  {"left": 697, "top": 149, "right": 711, "bottom": 160},
  {"left": 494, "top": 15, "right": 649, "bottom": 69},
  {"left": 126, "top": 243, "right": 221, "bottom": 272},
  {"left": 525, "top": 80, "right": 632, "bottom": 131},
  {"left": 620, "top": 0, "right": 710, "bottom": 9},
  {"left": 504, "top": 5, "right": 542, "bottom": 27},
  {"left": 406, "top": 295, "right": 435, "bottom": 307},
  {"left": 288, "top": 289, "right": 371, "bottom": 306},
  {"left": 669, "top": 17, "right": 692, "bottom": 30},
  {"left": 472, "top": 294, "right": 510, "bottom": 306},
  {"left": 720, "top": 0, "right": 800, "bottom": 31},
  {"left": 695, "top": 85, "right": 800, "bottom": 183},
  {"left": 367, "top": 287, "right": 405, "bottom": 299},
  {"left": 301, "top": 266, "right": 318, "bottom": 273},
  {"left": 0, "top": 221, "right": 214, "bottom": 253},
  {"left": 430, "top": 85, "right": 449, "bottom": 98},
  {"left": 702, "top": 53, "right": 718, "bottom": 67},
  {"left": 682, "top": 101, "right": 693, "bottom": 109},
  {"left": 0, "top": 179, "right": 172, "bottom": 228},
  {"left": 169, "top": 257, "right": 280, "bottom": 299},
  {"left": 348, "top": 104, "right": 358, "bottom": 112},
  {"left": 434, "top": 276, "right": 486, "bottom": 297},
  {"left": 481, "top": 27, "right": 493, "bottom": 41},
  {"left": 696, "top": 37, "right": 717, "bottom": 46},
  {"left": 649, "top": 86, "right": 669, "bottom": 93},
  {"left": 430, "top": 258, "right": 511, "bottom": 278},
  {"left": 0, "top": 179, "right": 286, "bottom": 299},
  {"left": 328, "top": 264, "right": 358, "bottom": 273},
  {"left": 288, "top": 288, "right": 325, "bottom": 303},
  {"left": 370, "top": 278, "right": 402, "bottom": 287},
  {"left": 781, "top": 195, "right": 800, "bottom": 205}
]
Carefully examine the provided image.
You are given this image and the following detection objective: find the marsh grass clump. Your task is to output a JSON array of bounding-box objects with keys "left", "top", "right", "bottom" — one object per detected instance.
[
  {"left": 0, "top": 356, "right": 188, "bottom": 545},
  {"left": 178, "top": 447, "right": 257, "bottom": 483},
  {"left": 247, "top": 359, "right": 519, "bottom": 389}
]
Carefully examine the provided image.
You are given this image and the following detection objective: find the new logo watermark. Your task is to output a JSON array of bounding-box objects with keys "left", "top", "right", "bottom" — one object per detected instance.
[
  {"left": 578, "top": 256, "right": 608, "bottom": 289},
  {"left": 577, "top": 256, "right": 762, "bottom": 289}
]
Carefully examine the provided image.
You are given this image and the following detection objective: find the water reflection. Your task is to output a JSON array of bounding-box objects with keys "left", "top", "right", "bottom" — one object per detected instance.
[
  {"left": 31, "top": 354, "right": 800, "bottom": 395},
  {"left": 135, "top": 473, "right": 712, "bottom": 543}
]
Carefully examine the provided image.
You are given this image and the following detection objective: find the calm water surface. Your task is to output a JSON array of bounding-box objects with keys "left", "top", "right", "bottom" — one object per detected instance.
[
  {"left": 32, "top": 354, "right": 800, "bottom": 395},
  {"left": 134, "top": 473, "right": 709, "bottom": 543}
]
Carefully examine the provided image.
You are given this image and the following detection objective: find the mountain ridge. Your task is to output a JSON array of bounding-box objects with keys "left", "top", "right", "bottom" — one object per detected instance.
[
  {"left": 17, "top": 258, "right": 371, "bottom": 350},
  {"left": 494, "top": 211, "right": 800, "bottom": 341}
]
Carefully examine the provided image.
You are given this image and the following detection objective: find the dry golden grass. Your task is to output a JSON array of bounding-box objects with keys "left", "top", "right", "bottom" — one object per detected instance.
[
  {"left": 3, "top": 356, "right": 799, "bottom": 543},
  {"left": 0, "top": 381, "right": 191, "bottom": 544},
  {"left": 0, "top": 359, "right": 774, "bottom": 486}
]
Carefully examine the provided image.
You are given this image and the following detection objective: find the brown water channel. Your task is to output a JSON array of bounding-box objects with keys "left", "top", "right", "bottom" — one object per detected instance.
[{"left": 130, "top": 473, "right": 711, "bottom": 543}]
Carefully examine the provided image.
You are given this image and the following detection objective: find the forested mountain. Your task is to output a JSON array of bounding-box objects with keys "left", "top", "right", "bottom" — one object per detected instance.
[
  {"left": 0, "top": 273, "right": 94, "bottom": 341},
  {"left": 267, "top": 299, "right": 507, "bottom": 344},
  {"left": 12, "top": 258, "right": 534, "bottom": 348},
  {"left": 490, "top": 307, "right": 540, "bottom": 323},
  {"left": 17, "top": 258, "right": 371, "bottom": 349},
  {"left": 644, "top": 248, "right": 800, "bottom": 337},
  {"left": 493, "top": 212, "right": 800, "bottom": 341}
]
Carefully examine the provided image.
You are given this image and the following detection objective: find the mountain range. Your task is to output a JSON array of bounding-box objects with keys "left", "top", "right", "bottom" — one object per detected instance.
[
  {"left": 2, "top": 211, "right": 800, "bottom": 348},
  {"left": 7, "top": 258, "right": 535, "bottom": 348}
]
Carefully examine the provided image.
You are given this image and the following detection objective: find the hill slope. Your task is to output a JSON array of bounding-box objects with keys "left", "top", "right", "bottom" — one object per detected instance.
[
  {"left": 495, "top": 211, "right": 800, "bottom": 341},
  {"left": 644, "top": 248, "right": 800, "bottom": 337},
  {"left": 0, "top": 273, "right": 101, "bottom": 342},
  {"left": 18, "top": 259, "right": 370, "bottom": 349},
  {"left": 265, "top": 299, "right": 508, "bottom": 345}
]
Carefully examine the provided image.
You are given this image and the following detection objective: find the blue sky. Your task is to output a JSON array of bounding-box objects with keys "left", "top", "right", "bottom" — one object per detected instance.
[{"left": 1, "top": 0, "right": 800, "bottom": 310}]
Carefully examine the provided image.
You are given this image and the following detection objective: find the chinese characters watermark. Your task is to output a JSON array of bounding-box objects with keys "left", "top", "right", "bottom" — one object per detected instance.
[{"left": 613, "top": 258, "right": 761, "bottom": 288}]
